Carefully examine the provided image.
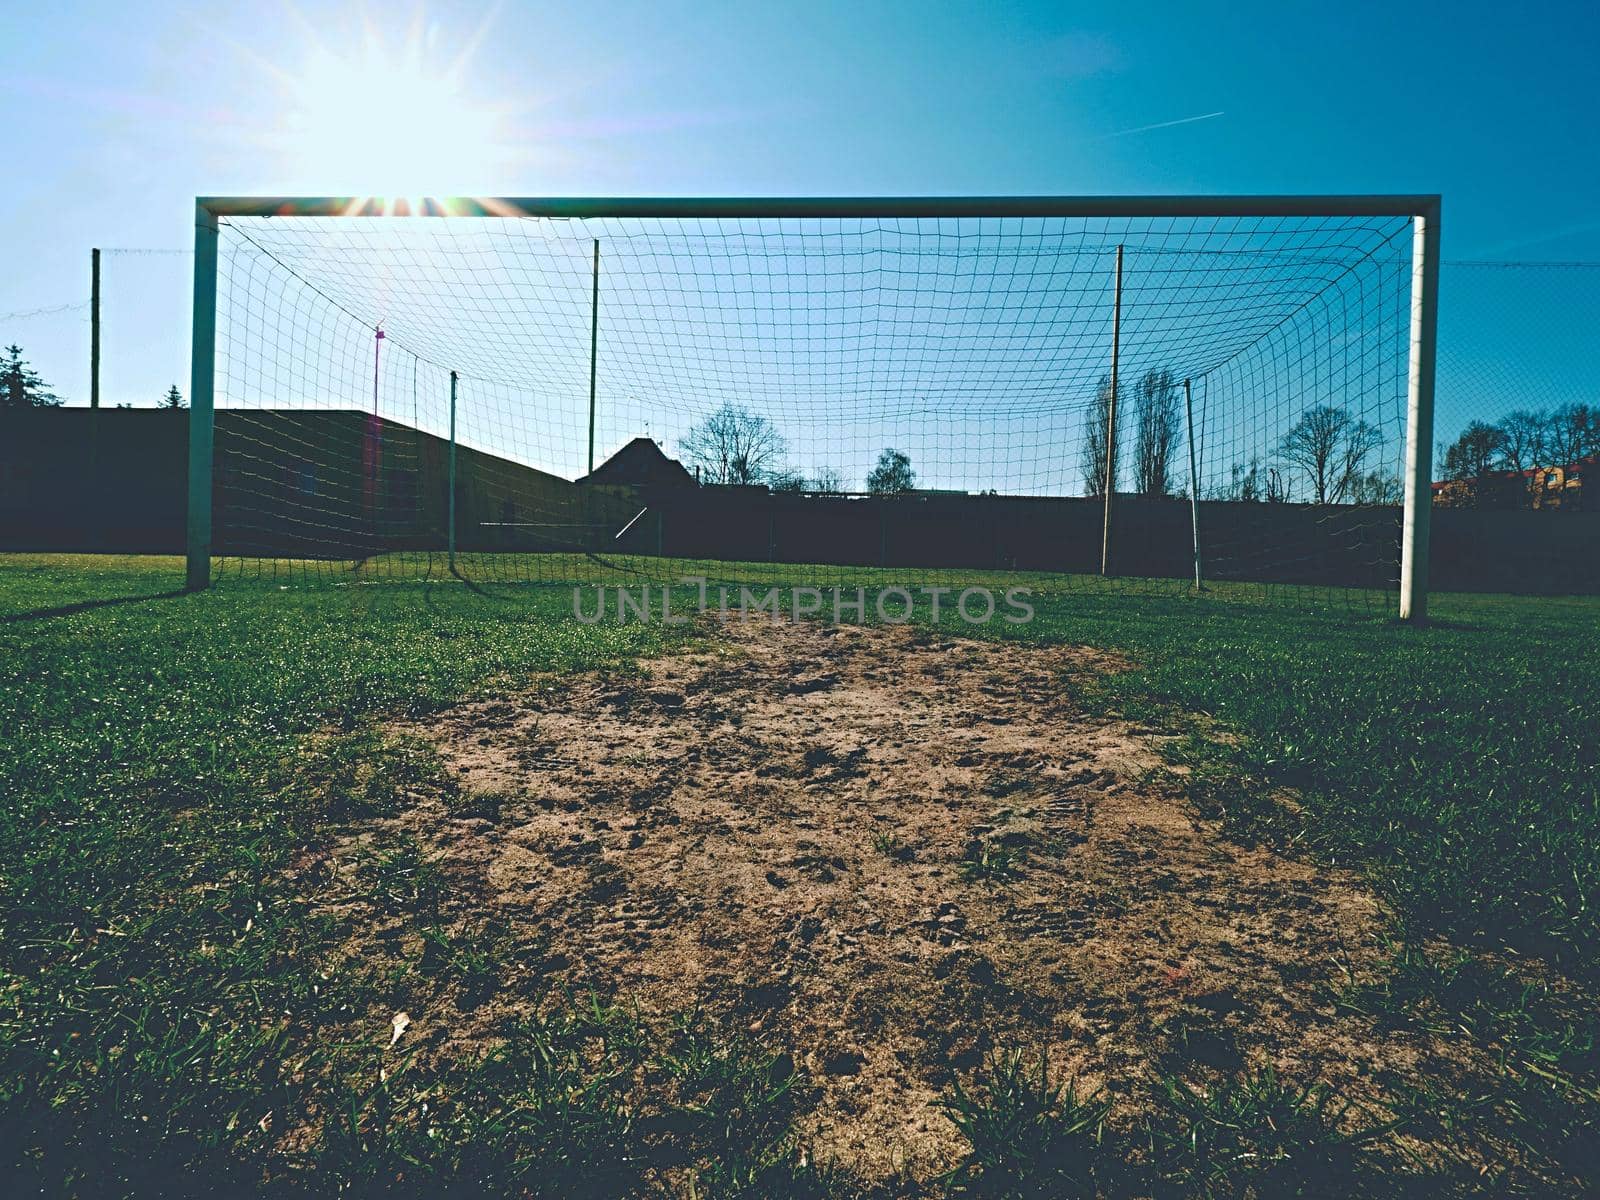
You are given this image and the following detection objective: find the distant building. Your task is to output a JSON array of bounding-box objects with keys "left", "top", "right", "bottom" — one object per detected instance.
[
  {"left": 578, "top": 437, "right": 698, "bottom": 492},
  {"left": 1432, "top": 455, "right": 1593, "bottom": 512}
]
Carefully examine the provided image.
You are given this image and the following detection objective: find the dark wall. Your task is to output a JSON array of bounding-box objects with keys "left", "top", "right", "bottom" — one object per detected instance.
[
  {"left": 1432, "top": 507, "right": 1600, "bottom": 594},
  {"left": 642, "top": 489, "right": 1599, "bottom": 595},
  {"left": 0, "top": 407, "right": 187, "bottom": 552},
  {"left": 648, "top": 491, "right": 1403, "bottom": 588},
  {"left": 3, "top": 409, "right": 1596, "bottom": 593},
  {"left": 0, "top": 408, "right": 629, "bottom": 558}
]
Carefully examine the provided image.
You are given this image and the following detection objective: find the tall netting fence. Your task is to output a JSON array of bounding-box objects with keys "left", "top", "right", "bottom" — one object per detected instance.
[
  {"left": 1425, "top": 262, "right": 1600, "bottom": 595},
  {"left": 206, "top": 209, "right": 1423, "bottom": 606}
]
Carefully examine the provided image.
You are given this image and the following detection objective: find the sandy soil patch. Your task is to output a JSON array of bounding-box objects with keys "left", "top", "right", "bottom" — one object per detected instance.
[{"left": 373, "top": 618, "right": 1391, "bottom": 1179}]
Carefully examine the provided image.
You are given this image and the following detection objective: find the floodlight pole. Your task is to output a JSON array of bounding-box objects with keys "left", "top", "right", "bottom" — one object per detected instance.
[
  {"left": 1184, "top": 377, "right": 1203, "bottom": 591},
  {"left": 1100, "top": 243, "right": 1122, "bottom": 576},
  {"left": 1399, "top": 204, "right": 1440, "bottom": 623},
  {"left": 448, "top": 370, "right": 458, "bottom": 573},
  {"left": 588, "top": 239, "right": 600, "bottom": 476},
  {"left": 186, "top": 206, "right": 218, "bottom": 591}
]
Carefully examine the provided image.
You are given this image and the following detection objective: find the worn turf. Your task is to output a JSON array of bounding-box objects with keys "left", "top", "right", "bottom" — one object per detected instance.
[{"left": 2, "top": 554, "right": 1597, "bottom": 1196}]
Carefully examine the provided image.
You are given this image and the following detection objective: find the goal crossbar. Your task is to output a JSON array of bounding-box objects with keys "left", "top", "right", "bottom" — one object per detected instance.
[
  {"left": 194, "top": 194, "right": 1439, "bottom": 220},
  {"left": 185, "top": 194, "right": 1440, "bottom": 618}
]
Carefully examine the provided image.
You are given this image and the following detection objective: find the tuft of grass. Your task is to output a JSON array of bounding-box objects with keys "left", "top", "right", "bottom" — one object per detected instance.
[
  {"left": 659, "top": 1009, "right": 814, "bottom": 1194},
  {"left": 365, "top": 838, "right": 446, "bottom": 916},
  {"left": 960, "top": 840, "right": 1020, "bottom": 885},
  {"left": 417, "top": 920, "right": 505, "bottom": 1002},
  {"left": 940, "top": 1047, "right": 1111, "bottom": 1199},
  {"left": 1338, "top": 940, "right": 1600, "bottom": 1187},
  {"left": 1148, "top": 1067, "right": 1397, "bottom": 1199},
  {"left": 871, "top": 830, "right": 916, "bottom": 862}
]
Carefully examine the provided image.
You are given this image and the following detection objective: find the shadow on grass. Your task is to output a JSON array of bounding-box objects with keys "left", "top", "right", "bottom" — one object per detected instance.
[{"left": 0, "top": 587, "right": 190, "bottom": 625}]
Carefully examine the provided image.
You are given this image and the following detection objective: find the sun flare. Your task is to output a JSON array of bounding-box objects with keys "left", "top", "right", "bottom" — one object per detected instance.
[{"left": 273, "top": 14, "right": 508, "bottom": 197}]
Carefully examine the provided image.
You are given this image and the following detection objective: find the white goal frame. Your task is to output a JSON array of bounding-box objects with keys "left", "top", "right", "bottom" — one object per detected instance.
[{"left": 185, "top": 194, "right": 1440, "bottom": 619}]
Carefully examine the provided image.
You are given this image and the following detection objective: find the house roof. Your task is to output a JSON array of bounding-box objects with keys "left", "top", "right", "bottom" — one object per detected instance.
[
  {"left": 578, "top": 437, "right": 697, "bottom": 489},
  {"left": 1432, "top": 453, "right": 1598, "bottom": 491}
]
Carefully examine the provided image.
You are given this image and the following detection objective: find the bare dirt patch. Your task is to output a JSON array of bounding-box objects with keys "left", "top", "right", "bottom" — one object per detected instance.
[{"left": 372, "top": 618, "right": 1395, "bottom": 1181}]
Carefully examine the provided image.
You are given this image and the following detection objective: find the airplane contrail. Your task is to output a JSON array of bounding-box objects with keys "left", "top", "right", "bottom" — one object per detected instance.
[{"left": 1103, "top": 111, "right": 1225, "bottom": 138}]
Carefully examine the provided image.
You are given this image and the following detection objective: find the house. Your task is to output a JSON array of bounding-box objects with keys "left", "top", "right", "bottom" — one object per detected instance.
[
  {"left": 578, "top": 437, "right": 698, "bottom": 492},
  {"left": 1431, "top": 455, "right": 1593, "bottom": 512}
]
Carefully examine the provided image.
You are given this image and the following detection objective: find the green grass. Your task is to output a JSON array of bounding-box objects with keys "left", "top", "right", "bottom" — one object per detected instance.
[
  {"left": 939, "top": 1048, "right": 1109, "bottom": 1198},
  {"left": 0, "top": 555, "right": 691, "bottom": 1195},
  {"left": 3, "top": 553, "right": 1599, "bottom": 1195}
]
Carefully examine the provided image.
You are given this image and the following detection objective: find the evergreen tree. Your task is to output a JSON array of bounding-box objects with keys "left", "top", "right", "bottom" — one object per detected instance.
[
  {"left": 1, "top": 345, "right": 62, "bottom": 407},
  {"left": 162, "top": 385, "right": 186, "bottom": 409}
]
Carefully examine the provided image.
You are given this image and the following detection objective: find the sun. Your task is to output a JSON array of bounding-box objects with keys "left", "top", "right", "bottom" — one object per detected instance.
[{"left": 272, "top": 13, "right": 509, "bottom": 197}]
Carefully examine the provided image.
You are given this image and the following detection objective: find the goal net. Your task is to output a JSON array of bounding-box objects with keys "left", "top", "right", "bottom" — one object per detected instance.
[{"left": 193, "top": 197, "right": 1435, "bottom": 611}]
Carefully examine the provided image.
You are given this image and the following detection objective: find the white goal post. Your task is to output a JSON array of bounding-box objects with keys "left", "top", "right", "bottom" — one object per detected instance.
[{"left": 185, "top": 194, "right": 1440, "bottom": 619}]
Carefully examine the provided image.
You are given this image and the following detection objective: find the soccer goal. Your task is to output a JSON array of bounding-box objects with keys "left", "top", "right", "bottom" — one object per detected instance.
[{"left": 186, "top": 195, "right": 1439, "bottom": 617}]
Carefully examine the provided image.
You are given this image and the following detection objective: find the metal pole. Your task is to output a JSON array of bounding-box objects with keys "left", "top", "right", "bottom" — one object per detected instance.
[
  {"left": 89, "top": 248, "right": 102, "bottom": 550},
  {"left": 90, "top": 249, "right": 101, "bottom": 410},
  {"left": 448, "top": 370, "right": 458, "bottom": 573},
  {"left": 367, "top": 327, "right": 384, "bottom": 540},
  {"left": 372, "top": 327, "right": 384, "bottom": 416},
  {"left": 588, "top": 239, "right": 600, "bottom": 476},
  {"left": 1100, "top": 243, "right": 1122, "bottom": 575},
  {"left": 1184, "top": 377, "right": 1203, "bottom": 590},
  {"left": 186, "top": 207, "right": 218, "bottom": 591},
  {"left": 1400, "top": 203, "right": 1441, "bottom": 623}
]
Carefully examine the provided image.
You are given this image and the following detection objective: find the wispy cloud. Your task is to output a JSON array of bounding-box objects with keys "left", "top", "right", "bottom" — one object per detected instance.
[{"left": 1101, "top": 111, "right": 1225, "bottom": 139}]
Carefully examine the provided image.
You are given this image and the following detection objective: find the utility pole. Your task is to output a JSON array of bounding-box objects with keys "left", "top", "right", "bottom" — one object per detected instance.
[
  {"left": 90, "top": 249, "right": 101, "bottom": 409},
  {"left": 90, "top": 247, "right": 102, "bottom": 551}
]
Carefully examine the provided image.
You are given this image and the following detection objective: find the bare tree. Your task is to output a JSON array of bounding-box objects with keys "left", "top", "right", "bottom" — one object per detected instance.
[
  {"left": 1264, "top": 464, "right": 1291, "bottom": 504},
  {"left": 768, "top": 466, "right": 846, "bottom": 494},
  {"left": 866, "top": 448, "right": 916, "bottom": 495},
  {"left": 1349, "top": 469, "right": 1402, "bottom": 505},
  {"left": 1217, "top": 459, "right": 1262, "bottom": 502},
  {"left": 1133, "top": 368, "right": 1180, "bottom": 496},
  {"left": 1080, "top": 376, "right": 1114, "bottom": 496},
  {"left": 811, "top": 467, "right": 846, "bottom": 494},
  {"left": 1279, "top": 405, "right": 1382, "bottom": 503},
  {"left": 1334, "top": 421, "right": 1383, "bottom": 502},
  {"left": 678, "top": 404, "right": 786, "bottom": 485},
  {"left": 1441, "top": 421, "right": 1508, "bottom": 481},
  {"left": 1499, "top": 409, "right": 1547, "bottom": 472},
  {"left": 1546, "top": 403, "right": 1599, "bottom": 465}
]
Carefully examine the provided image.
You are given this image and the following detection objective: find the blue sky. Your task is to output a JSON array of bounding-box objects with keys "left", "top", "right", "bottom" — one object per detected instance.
[{"left": 2, "top": 0, "right": 1597, "bottom": 471}]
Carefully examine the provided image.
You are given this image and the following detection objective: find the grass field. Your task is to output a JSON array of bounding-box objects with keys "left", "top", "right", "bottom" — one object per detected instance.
[{"left": 2, "top": 554, "right": 1597, "bottom": 1197}]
